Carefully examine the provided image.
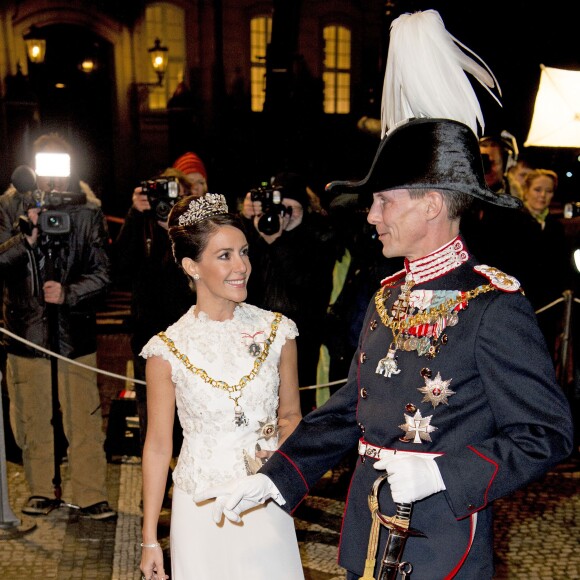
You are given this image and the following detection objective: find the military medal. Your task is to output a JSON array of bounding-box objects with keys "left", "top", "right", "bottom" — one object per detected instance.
[
  {"left": 417, "top": 372, "right": 455, "bottom": 407},
  {"left": 374, "top": 277, "right": 415, "bottom": 377},
  {"left": 242, "top": 331, "right": 265, "bottom": 357},
  {"left": 399, "top": 409, "right": 437, "bottom": 443},
  {"left": 376, "top": 347, "right": 401, "bottom": 377},
  {"left": 234, "top": 403, "right": 249, "bottom": 427}
]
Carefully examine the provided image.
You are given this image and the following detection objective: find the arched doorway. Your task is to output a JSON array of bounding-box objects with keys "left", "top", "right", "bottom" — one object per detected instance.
[{"left": 25, "top": 24, "right": 117, "bottom": 215}]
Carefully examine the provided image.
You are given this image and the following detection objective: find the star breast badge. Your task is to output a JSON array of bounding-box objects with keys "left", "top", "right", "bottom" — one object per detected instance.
[
  {"left": 399, "top": 409, "right": 437, "bottom": 444},
  {"left": 417, "top": 372, "right": 455, "bottom": 408}
]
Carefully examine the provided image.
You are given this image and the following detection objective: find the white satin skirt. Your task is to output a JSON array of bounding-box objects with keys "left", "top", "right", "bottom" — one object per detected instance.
[{"left": 170, "top": 485, "right": 304, "bottom": 579}]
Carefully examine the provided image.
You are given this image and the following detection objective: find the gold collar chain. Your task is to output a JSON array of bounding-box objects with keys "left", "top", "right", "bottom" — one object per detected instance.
[
  {"left": 375, "top": 283, "right": 495, "bottom": 333},
  {"left": 158, "top": 312, "right": 282, "bottom": 426}
]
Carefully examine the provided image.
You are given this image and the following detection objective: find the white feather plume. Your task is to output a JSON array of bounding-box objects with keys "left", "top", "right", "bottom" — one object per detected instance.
[{"left": 381, "top": 10, "right": 501, "bottom": 138}]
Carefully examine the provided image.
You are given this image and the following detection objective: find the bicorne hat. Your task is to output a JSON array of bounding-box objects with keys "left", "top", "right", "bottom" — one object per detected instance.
[
  {"left": 326, "top": 10, "right": 522, "bottom": 210},
  {"left": 326, "top": 117, "right": 521, "bottom": 209}
]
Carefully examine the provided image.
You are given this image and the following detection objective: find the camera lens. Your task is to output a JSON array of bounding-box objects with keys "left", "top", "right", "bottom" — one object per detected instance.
[
  {"left": 155, "top": 200, "right": 173, "bottom": 222},
  {"left": 257, "top": 213, "right": 280, "bottom": 235}
]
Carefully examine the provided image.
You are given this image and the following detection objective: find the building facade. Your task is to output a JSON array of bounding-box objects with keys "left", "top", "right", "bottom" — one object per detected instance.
[{"left": 0, "top": 0, "right": 389, "bottom": 217}]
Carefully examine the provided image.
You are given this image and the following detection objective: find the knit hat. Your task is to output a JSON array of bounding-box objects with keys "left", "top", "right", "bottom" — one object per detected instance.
[{"left": 172, "top": 152, "right": 207, "bottom": 180}]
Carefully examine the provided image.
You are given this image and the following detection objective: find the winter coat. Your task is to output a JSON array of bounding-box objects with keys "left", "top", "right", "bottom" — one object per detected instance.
[{"left": 0, "top": 185, "right": 110, "bottom": 358}]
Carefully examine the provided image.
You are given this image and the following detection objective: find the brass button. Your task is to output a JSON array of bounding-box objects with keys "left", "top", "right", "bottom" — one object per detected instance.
[
  {"left": 359, "top": 352, "right": 368, "bottom": 364},
  {"left": 360, "top": 388, "right": 368, "bottom": 399},
  {"left": 370, "top": 320, "right": 378, "bottom": 331}
]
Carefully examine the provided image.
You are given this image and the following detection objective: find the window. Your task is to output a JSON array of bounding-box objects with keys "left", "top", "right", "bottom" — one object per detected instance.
[
  {"left": 250, "top": 15, "right": 272, "bottom": 112},
  {"left": 145, "top": 3, "right": 186, "bottom": 110},
  {"left": 323, "top": 25, "right": 351, "bottom": 114}
]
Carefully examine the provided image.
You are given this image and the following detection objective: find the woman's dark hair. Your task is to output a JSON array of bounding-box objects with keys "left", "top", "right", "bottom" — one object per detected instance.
[{"left": 167, "top": 195, "right": 245, "bottom": 270}]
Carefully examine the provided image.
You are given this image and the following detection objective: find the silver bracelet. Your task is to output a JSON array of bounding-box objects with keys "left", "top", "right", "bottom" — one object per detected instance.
[{"left": 140, "top": 542, "right": 160, "bottom": 548}]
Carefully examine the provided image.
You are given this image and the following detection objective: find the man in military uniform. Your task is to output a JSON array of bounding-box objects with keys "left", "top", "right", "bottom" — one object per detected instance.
[{"left": 195, "top": 12, "right": 574, "bottom": 579}]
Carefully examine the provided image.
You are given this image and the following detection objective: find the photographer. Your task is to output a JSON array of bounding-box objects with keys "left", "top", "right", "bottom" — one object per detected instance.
[
  {"left": 242, "top": 172, "right": 336, "bottom": 414},
  {"left": 112, "top": 165, "right": 206, "bottom": 506},
  {"left": 0, "top": 133, "right": 115, "bottom": 520}
]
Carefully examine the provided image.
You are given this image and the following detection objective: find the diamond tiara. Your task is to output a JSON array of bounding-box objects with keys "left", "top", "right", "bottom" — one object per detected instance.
[{"left": 177, "top": 193, "right": 229, "bottom": 226}]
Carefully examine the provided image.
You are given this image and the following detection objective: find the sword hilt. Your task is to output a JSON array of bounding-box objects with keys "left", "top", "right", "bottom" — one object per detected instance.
[{"left": 370, "top": 471, "right": 427, "bottom": 580}]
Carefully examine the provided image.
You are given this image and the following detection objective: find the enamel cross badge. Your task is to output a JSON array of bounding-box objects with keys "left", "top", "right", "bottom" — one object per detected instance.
[{"left": 399, "top": 410, "right": 437, "bottom": 443}]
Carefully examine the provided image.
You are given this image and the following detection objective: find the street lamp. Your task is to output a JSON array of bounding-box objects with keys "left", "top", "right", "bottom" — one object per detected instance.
[
  {"left": 24, "top": 26, "right": 46, "bottom": 64},
  {"left": 148, "top": 38, "right": 169, "bottom": 86}
]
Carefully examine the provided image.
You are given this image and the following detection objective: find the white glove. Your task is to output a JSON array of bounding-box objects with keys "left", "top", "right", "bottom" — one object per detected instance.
[
  {"left": 373, "top": 454, "right": 445, "bottom": 503},
  {"left": 193, "top": 474, "right": 283, "bottom": 524}
]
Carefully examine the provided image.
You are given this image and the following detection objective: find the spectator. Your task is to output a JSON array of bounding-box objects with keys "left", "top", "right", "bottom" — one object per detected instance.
[
  {"left": 172, "top": 151, "right": 208, "bottom": 197},
  {"left": 519, "top": 169, "right": 572, "bottom": 356},
  {"left": 462, "top": 135, "right": 529, "bottom": 277},
  {"left": 507, "top": 157, "right": 535, "bottom": 200},
  {"left": 113, "top": 161, "right": 208, "bottom": 506},
  {"left": 241, "top": 172, "right": 336, "bottom": 414},
  {"left": 0, "top": 133, "right": 115, "bottom": 520}
]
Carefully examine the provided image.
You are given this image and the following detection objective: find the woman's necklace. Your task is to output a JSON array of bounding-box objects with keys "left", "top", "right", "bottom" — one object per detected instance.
[{"left": 158, "top": 311, "right": 282, "bottom": 427}]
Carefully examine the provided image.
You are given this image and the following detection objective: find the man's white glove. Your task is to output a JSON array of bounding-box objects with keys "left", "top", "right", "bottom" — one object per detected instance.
[
  {"left": 193, "top": 474, "right": 283, "bottom": 524},
  {"left": 373, "top": 454, "right": 445, "bottom": 503}
]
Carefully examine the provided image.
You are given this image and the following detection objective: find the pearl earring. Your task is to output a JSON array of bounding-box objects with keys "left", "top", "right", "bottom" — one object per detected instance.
[{"left": 193, "top": 274, "right": 200, "bottom": 281}]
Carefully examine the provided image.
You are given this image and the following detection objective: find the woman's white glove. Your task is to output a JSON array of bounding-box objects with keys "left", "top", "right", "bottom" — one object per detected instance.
[
  {"left": 373, "top": 454, "right": 445, "bottom": 503},
  {"left": 193, "top": 474, "right": 283, "bottom": 524}
]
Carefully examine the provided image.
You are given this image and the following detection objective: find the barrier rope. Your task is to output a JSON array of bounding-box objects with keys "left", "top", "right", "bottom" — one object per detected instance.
[
  {"left": 0, "top": 291, "right": 574, "bottom": 393},
  {"left": 0, "top": 326, "right": 347, "bottom": 391}
]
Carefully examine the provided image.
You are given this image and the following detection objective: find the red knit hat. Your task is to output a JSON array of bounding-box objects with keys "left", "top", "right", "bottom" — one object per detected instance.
[{"left": 172, "top": 152, "right": 207, "bottom": 180}]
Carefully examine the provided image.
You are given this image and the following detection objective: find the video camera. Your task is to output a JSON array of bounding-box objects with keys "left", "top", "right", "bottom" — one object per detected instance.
[
  {"left": 11, "top": 159, "right": 86, "bottom": 236},
  {"left": 249, "top": 183, "right": 290, "bottom": 235},
  {"left": 141, "top": 177, "right": 180, "bottom": 222}
]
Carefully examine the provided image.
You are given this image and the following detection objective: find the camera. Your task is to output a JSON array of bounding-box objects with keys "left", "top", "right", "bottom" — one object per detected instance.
[
  {"left": 20, "top": 191, "right": 86, "bottom": 235},
  {"left": 11, "top": 163, "right": 86, "bottom": 236},
  {"left": 563, "top": 202, "right": 580, "bottom": 219},
  {"left": 249, "top": 184, "right": 290, "bottom": 235},
  {"left": 141, "top": 177, "right": 180, "bottom": 221},
  {"left": 33, "top": 191, "right": 85, "bottom": 234}
]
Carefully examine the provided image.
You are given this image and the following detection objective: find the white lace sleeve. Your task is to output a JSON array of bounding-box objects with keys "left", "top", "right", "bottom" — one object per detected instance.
[
  {"left": 140, "top": 334, "right": 172, "bottom": 363},
  {"left": 278, "top": 314, "right": 299, "bottom": 342}
]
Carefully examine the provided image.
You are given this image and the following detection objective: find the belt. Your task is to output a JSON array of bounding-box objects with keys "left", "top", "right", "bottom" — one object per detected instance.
[{"left": 358, "top": 438, "right": 443, "bottom": 461}]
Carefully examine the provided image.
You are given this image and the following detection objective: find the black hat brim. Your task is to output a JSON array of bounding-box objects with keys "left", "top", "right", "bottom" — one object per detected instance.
[{"left": 326, "top": 118, "right": 522, "bottom": 210}]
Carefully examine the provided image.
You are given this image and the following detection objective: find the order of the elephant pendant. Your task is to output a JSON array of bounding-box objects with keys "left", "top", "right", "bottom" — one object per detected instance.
[{"left": 376, "top": 348, "right": 401, "bottom": 377}]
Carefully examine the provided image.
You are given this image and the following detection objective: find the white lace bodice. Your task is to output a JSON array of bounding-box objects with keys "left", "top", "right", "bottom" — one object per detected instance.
[{"left": 140, "top": 303, "right": 298, "bottom": 496}]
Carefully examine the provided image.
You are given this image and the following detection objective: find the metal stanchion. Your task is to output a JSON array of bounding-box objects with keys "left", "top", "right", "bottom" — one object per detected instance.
[
  {"left": 557, "top": 290, "right": 573, "bottom": 393},
  {"left": 0, "top": 370, "right": 36, "bottom": 539}
]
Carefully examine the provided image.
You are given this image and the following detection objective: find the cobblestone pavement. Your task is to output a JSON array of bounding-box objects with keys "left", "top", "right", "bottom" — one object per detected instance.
[{"left": 1, "top": 456, "right": 578, "bottom": 579}]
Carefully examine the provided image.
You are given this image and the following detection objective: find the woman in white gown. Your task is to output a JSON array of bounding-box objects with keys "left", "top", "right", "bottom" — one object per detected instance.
[{"left": 139, "top": 193, "right": 304, "bottom": 580}]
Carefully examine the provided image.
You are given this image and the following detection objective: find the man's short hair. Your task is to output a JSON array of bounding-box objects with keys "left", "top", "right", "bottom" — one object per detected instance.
[
  {"left": 409, "top": 188, "right": 473, "bottom": 220},
  {"left": 32, "top": 133, "right": 71, "bottom": 155}
]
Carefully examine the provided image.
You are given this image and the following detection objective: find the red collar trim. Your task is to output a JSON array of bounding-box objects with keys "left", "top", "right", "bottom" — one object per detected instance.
[{"left": 380, "top": 236, "right": 470, "bottom": 287}]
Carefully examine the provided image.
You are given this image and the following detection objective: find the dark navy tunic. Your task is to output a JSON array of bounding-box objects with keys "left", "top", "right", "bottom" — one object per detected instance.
[{"left": 261, "top": 237, "right": 573, "bottom": 579}]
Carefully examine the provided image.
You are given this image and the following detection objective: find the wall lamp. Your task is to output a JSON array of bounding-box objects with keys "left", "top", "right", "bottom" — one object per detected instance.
[
  {"left": 148, "top": 38, "right": 169, "bottom": 86},
  {"left": 24, "top": 26, "right": 46, "bottom": 64}
]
